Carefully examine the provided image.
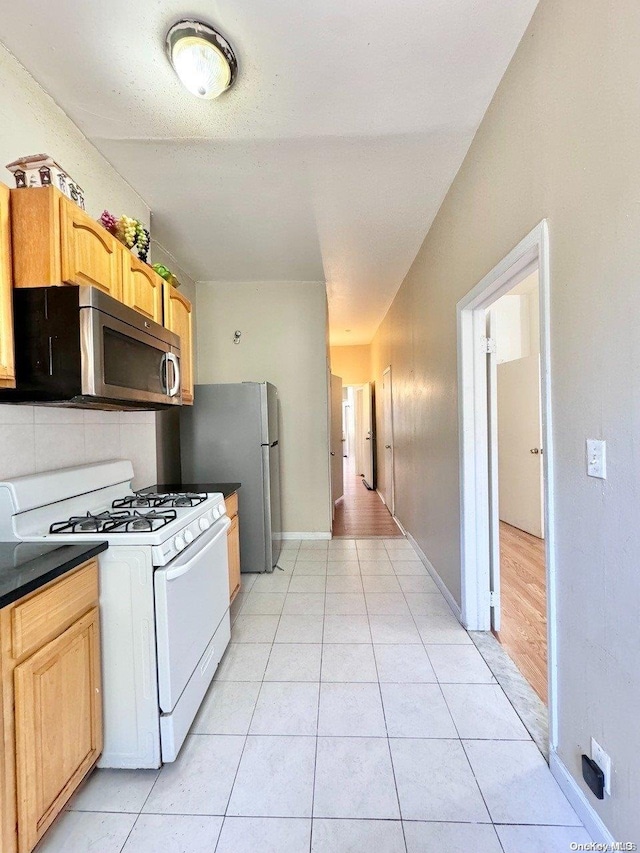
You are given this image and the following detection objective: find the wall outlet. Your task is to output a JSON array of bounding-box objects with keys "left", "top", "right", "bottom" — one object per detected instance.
[
  {"left": 586, "top": 439, "right": 607, "bottom": 479},
  {"left": 591, "top": 737, "right": 611, "bottom": 795}
]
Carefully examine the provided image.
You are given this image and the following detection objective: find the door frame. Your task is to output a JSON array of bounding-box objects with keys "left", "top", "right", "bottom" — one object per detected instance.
[
  {"left": 456, "top": 220, "right": 557, "bottom": 748},
  {"left": 381, "top": 366, "right": 395, "bottom": 515}
]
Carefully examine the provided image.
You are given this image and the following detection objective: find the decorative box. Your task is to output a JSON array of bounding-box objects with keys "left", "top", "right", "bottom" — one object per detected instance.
[{"left": 5, "top": 154, "right": 85, "bottom": 210}]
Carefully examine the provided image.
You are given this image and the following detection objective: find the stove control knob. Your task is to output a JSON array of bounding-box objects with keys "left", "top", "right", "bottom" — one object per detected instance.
[
  {"left": 199, "top": 517, "right": 210, "bottom": 531},
  {"left": 212, "top": 506, "right": 220, "bottom": 519},
  {"left": 184, "top": 529, "right": 194, "bottom": 544},
  {"left": 174, "top": 535, "right": 186, "bottom": 552}
]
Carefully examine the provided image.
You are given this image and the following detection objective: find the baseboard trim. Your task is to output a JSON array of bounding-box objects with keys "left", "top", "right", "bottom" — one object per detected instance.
[
  {"left": 549, "top": 750, "right": 614, "bottom": 844},
  {"left": 393, "top": 515, "right": 406, "bottom": 535},
  {"left": 405, "top": 531, "right": 462, "bottom": 621},
  {"left": 279, "top": 532, "right": 332, "bottom": 540}
]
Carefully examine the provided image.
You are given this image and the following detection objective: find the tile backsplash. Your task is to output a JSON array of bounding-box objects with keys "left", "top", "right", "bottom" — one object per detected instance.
[{"left": 0, "top": 405, "right": 157, "bottom": 489}]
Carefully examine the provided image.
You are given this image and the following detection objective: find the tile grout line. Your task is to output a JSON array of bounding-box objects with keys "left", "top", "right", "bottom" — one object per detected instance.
[
  {"left": 214, "top": 544, "right": 298, "bottom": 849},
  {"left": 362, "top": 544, "right": 409, "bottom": 853},
  {"left": 308, "top": 544, "right": 329, "bottom": 851}
]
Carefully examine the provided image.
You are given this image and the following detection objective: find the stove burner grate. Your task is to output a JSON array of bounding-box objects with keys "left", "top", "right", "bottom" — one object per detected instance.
[
  {"left": 112, "top": 491, "right": 207, "bottom": 509},
  {"left": 49, "top": 508, "right": 178, "bottom": 535}
]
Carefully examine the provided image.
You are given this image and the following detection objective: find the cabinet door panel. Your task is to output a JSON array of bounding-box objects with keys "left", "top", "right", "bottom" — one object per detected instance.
[
  {"left": 14, "top": 607, "right": 102, "bottom": 852},
  {"left": 163, "top": 285, "right": 193, "bottom": 404},
  {"left": 59, "top": 197, "right": 122, "bottom": 299},
  {"left": 0, "top": 183, "right": 15, "bottom": 387},
  {"left": 227, "top": 515, "right": 241, "bottom": 602},
  {"left": 122, "top": 255, "right": 163, "bottom": 323}
]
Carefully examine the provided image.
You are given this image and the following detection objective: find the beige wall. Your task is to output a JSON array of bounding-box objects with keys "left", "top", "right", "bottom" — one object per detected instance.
[
  {"left": 330, "top": 345, "right": 371, "bottom": 385},
  {"left": 0, "top": 44, "right": 157, "bottom": 488},
  {"left": 371, "top": 0, "right": 640, "bottom": 839},
  {"left": 195, "top": 281, "right": 331, "bottom": 535}
]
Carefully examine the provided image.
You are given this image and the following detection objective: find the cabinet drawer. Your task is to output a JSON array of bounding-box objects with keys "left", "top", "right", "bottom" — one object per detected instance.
[
  {"left": 10, "top": 561, "right": 99, "bottom": 661},
  {"left": 225, "top": 492, "right": 239, "bottom": 519}
]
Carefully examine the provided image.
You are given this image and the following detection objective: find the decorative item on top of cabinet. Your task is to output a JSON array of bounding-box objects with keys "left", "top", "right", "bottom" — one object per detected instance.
[
  {"left": 0, "top": 560, "right": 102, "bottom": 853},
  {"left": 11, "top": 186, "right": 123, "bottom": 300},
  {"left": 122, "top": 252, "right": 164, "bottom": 324},
  {"left": 6, "top": 154, "right": 85, "bottom": 209},
  {"left": 225, "top": 491, "right": 241, "bottom": 602},
  {"left": 163, "top": 283, "right": 194, "bottom": 405},
  {"left": 0, "top": 183, "right": 15, "bottom": 388}
]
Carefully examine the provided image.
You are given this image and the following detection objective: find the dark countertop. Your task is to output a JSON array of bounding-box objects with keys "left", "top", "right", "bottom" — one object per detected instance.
[
  {"left": 141, "top": 483, "right": 241, "bottom": 499},
  {"left": 0, "top": 541, "right": 108, "bottom": 610}
]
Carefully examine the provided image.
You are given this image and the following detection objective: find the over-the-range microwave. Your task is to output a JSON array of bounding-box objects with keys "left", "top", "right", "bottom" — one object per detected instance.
[{"left": 0, "top": 285, "right": 182, "bottom": 410}]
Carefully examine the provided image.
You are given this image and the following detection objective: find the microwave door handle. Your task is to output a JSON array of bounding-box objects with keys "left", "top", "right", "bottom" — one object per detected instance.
[
  {"left": 166, "top": 352, "right": 180, "bottom": 396},
  {"left": 159, "top": 353, "right": 169, "bottom": 393}
]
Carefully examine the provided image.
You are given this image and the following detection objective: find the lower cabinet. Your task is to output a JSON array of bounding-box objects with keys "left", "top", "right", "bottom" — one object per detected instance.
[
  {"left": 226, "top": 493, "right": 241, "bottom": 602},
  {"left": 0, "top": 561, "right": 102, "bottom": 853}
]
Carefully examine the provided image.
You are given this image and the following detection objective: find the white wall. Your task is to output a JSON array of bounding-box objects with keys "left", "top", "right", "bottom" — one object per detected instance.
[
  {"left": 371, "top": 0, "right": 640, "bottom": 839},
  {"left": 195, "top": 281, "right": 331, "bottom": 535},
  {"left": 0, "top": 44, "right": 156, "bottom": 488}
]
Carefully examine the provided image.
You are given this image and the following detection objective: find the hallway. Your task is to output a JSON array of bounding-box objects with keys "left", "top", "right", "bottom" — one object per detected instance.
[
  {"left": 48, "top": 537, "right": 589, "bottom": 852},
  {"left": 333, "top": 457, "right": 402, "bottom": 538}
]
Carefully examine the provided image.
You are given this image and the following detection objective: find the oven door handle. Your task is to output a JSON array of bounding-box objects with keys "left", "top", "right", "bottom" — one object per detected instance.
[
  {"left": 166, "top": 352, "right": 180, "bottom": 397},
  {"left": 164, "top": 516, "right": 231, "bottom": 581}
]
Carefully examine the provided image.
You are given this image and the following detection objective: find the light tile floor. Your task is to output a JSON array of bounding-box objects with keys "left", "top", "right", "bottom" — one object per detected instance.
[{"left": 37, "top": 538, "right": 592, "bottom": 853}]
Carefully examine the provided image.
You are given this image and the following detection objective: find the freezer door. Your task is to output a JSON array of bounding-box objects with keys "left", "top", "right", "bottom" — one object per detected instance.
[
  {"left": 260, "top": 382, "right": 279, "bottom": 446},
  {"left": 262, "top": 442, "right": 282, "bottom": 569}
]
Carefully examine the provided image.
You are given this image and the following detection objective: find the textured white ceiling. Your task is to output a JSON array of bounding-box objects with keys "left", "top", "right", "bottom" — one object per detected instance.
[{"left": 0, "top": 0, "right": 537, "bottom": 344}]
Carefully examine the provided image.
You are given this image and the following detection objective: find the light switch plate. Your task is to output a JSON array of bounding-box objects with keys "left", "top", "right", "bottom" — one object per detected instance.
[{"left": 586, "top": 439, "right": 606, "bottom": 479}]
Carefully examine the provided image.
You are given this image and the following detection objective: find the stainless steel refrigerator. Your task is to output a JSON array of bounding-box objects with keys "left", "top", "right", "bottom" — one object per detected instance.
[{"left": 180, "top": 382, "right": 282, "bottom": 573}]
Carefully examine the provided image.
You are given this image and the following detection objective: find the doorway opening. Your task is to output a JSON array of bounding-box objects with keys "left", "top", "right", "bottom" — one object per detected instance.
[
  {"left": 457, "top": 221, "right": 557, "bottom": 749},
  {"left": 331, "top": 380, "right": 402, "bottom": 538},
  {"left": 490, "top": 271, "right": 547, "bottom": 703}
]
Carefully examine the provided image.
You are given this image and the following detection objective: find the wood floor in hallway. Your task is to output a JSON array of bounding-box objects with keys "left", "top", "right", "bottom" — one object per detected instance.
[
  {"left": 333, "top": 458, "right": 402, "bottom": 538},
  {"left": 496, "top": 521, "right": 547, "bottom": 704}
]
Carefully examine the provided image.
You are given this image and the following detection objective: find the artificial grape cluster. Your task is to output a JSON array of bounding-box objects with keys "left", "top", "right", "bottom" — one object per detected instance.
[
  {"left": 118, "top": 215, "right": 138, "bottom": 249},
  {"left": 98, "top": 210, "right": 151, "bottom": 262},
  {"left": 136, "top": 224, "right": 150, "bottom": 262},
  {"left": 99, "top": 210, "right": 118, "bottom": 234}
]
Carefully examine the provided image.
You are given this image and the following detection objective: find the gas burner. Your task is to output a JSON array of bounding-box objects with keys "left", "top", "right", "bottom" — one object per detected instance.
[
  {"left": 113, "top": 491, "right": 207, "bottom": 509},
  {"left": 49, "top": 508, "right": 177, "bottom": 535},
  {"left": 110, "top": 510, "right": 178, "bottom": 533},
  {"left": 50, "top": 511, "right": 116, "bottom": 534}
]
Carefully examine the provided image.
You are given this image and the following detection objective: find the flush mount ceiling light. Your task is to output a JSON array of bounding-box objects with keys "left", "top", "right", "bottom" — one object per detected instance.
[{"left": 166, "top": 20, "right": 237, "bottom": 99}]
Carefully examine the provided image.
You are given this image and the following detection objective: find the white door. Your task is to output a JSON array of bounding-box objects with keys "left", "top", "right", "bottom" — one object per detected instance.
[
  {"left": 497, "top": 354, "right": 544, "bottom": 538},
  {"left": 330, "top": 374, "right": 344, "bottom": 504},
  {"left": 486, "top": 313, "right": 501, "bottom": 632},
  {"left": 381, "top": 367, "right": 394, "bottom": 513},
  {"left": 362, "top": 382, "right": 374, "bottom": 489}
]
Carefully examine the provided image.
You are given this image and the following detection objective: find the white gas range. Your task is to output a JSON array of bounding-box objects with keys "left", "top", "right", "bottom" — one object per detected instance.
[{"left": 0, "top": 460, "right": 231, "bottom": 769}]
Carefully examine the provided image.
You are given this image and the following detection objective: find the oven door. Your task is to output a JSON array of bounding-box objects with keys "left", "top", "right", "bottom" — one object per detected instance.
[
  {"left": 154, "top": 516, "right": 231, "bottom": 714},
  {"left": 81, "top": 306, "right": 181, "bottom": 406}
]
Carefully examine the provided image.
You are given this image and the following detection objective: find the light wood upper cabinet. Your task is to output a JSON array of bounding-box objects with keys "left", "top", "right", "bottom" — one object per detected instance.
[
  {"left": 14, "top": 607, "right": 102, "bottom": 853},
  {"left": 163, "top": 284, "right": 194, "bottom": 405},
  {"left": 122, "top": 252, "right": 164, "bottom": 323},
  {"left": 0, "top": 183, "right": 15, "bottom": 388},
  {"left": 0, "top": 560, "right": 102, "bottom": 853},
  {"left": 11, "top": 186, "right": 122, "bottom": 300}
]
